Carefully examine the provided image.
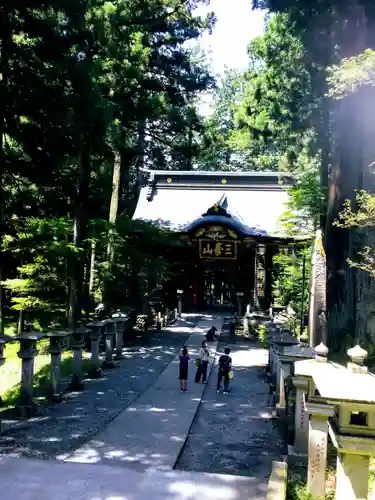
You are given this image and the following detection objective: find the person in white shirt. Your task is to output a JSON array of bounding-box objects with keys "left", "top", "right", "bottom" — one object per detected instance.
[{"left": 195, "top": 341, "right": 210, "bottom": 384}]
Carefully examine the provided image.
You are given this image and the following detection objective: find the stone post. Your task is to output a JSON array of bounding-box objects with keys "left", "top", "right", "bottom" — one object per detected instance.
[
  {"left": 114, "top": 316, "right": 125, "bottom": 361},
  {"left": 177, "top": 290, "right": 183, "bottom": 318},
  {"left": 236, "top": 292, "right": 243, "bottom": 317},
  {"left": 0, "top": 335, "right": 12, "bottom": 406},
  {"left": 305, "top": 401, "right": 335, "bottom": 498},
  {"left": 69, "top": 322, "right": 89, "bottom": 391},
  {"left": 102, "top": 319, "right": 116, "bottom": 368},
  {"left": 155, "top": 312, "right": 162, "bottom": 333},
  {"left": 16, "top": 331, "right": 45, "bottom": 416},
  {"left": 333, "top": 344, "right": 372, "bottom": 500},
  {"left": 47, "top": 330, "right": 71, "bottom": 401},
  {"left": 292, "top": 377, "right": 310, "bottom": 455},
  {"left": 86, "top": 321, "right": 103, "bottom": 378},
  {"left": 276, "top": 360, "right": 291, "bottom": 419}
]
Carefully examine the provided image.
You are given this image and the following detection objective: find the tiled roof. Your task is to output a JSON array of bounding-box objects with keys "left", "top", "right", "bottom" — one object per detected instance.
[{"left": 132, "top": 169, "right": 297, "bottom": 237}]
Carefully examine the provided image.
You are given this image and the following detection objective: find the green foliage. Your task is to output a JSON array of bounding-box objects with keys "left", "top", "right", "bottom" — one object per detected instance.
[
  {"left": 1, "top": 0, "right": 214, "bottom": 326},
  {"left": 196, "top": 68, "right": 247, "bottom": 170},
  {"left": 196, "top": 13, "right": 322, "bottom": 232},
  {"left": 327, "top": 49, "right": 375, "bottom": 99},
  {"left": 272, "top": 248, "right": 310, "bottom": 331},
  {"left": 335, "top": 190, "right": 375, "bottom": 229},
  {"left": 335, "top": 190, "right": 375, "bottom": 278},
  {"left": 255, "top": 323, "right": 268, "bottom": 348}
]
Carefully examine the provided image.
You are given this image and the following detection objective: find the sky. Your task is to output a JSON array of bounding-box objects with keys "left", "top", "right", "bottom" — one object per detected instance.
[{"left": 194, "top": 0, "right": 266, "bottom": 115}]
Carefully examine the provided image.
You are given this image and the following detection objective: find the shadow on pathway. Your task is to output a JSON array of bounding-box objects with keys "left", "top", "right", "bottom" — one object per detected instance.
[
  {"left": 0, "top": 319, "right": 197, "bottom": 460},
  {"left": 176, "top": 340, "right": 285, "bottom": 491}
]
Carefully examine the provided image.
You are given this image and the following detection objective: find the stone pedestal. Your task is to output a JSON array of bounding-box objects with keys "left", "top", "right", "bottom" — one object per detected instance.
[
  {"left": 156, "top": 312, "right": 162, "bottom": 333},
  {"left": 336, "top": 452, "right": 369, "bottom": 500},
  {"left": 305, "top": 401, "right": 335, "bottom": 498},
  {"left": 102, "top": 320, "right": 116, "bottom": 368},
  {"left": 47, "top": 331, "right": 70, "bottom": 401},
  {"left": 177, "top": 291, "right": 183, "bottom": 318},
  {"left": 329, "top": 417, "right": 375, "bottom": 500},
  {"left": 16, "top": 331, "right": 45, "bottom": 416},
  {"left": 292, "top": 377, "right": 309, "bottom": 455},
  {"left": 278, "top": 345, "right": 315, "bottom": 421},
  {"left": 86, "top": 322, "right": 103, "bottom": 378},
  {"left": 0, "top": 335, "right": 12, "bottom": 406},
  {"left": 114, "top": 320, "right": 125, "bottom": 360},
  {"left": 276, "top": 361, "right": 291, "bottom": 419},
  {"left": 69, "top": 323, "right": 88, "bottom": 391},
  {"left": 273, "top": 335, "right": 299, "bottom": 397}
]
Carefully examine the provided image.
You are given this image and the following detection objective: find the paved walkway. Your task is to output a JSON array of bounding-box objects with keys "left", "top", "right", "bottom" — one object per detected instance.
[
  {"left": 176, "top": 339, "right": 285, "bottom": 494},
  {"left": 0, "top": 313, "right": 286, "bottom": 499},
  {"left": 63, "top": 314, "right": 223, "bottom": 470},
  {"left": 0, "top": 455, "right": 263, "bottom": 500},
  {"left": 0, "top": 315, "right": 201, "bottom": 459}
]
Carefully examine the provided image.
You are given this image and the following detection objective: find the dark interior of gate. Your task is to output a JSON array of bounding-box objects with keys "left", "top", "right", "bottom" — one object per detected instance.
[{"left": 133, "top": 168, "right": 306, "bottom": 313}]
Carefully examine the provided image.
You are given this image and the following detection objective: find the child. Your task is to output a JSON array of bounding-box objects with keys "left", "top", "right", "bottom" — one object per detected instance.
[{"left": 179, "top": 346, "right": 189, "bottom": 392}]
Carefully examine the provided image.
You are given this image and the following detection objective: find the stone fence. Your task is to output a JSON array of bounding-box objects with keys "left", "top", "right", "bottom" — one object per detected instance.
[
  {"left": 267, "top": 323, "right": 375, "bottom": 500},
  {"left": 0, "top": 306, "right": 178, "bottom": 428}
]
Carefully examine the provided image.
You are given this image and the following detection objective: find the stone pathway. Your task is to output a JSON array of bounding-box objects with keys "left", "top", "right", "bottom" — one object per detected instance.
[
  {"left": 0, "top": 455, "right": 264, "bottom": 500},
  {"left": 0, "top": 315, "right": 201, "bottom": 459},
  {"left": 176, "top": 338, "right": 285, "bottom": 492},
  {"left": 0, "top": 313, "right": 286, "bottom": 500},
  {"left": 62, "top": 313, "right": 223, "bottom": 470}
]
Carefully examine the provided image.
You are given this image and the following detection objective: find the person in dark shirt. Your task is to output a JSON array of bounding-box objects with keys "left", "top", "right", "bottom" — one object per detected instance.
[
  {"left": 179, "top": 346, "right": 189, "bottom": 392},
  {"left": 205, "top": 326, "right": 217, "bottom": 342},
  {"left": 217, "top": 347, "right": 232, "bottom": 395}
]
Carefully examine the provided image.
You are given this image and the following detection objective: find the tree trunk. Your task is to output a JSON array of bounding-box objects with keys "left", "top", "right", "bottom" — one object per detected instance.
[
  {"left": 0, "top": 11, "right": 11, "bottom": 336},
  {"left": 186, "top": 127, "right": 193, "bottom": 170},
  {"left": 107, "top": 150, "right": 121, "bottom": 262},
  {"left": 0, "top": 264, "right": 4, "bottom": 335},
  {"left": 135, "top": 121, "right": 146, "bottom": 177},
  {"left": 89, "top": 240, "right": 96, "bottom": 293},
  {"left": 68, "top": 146, "right": 91, "bottom": 330}
]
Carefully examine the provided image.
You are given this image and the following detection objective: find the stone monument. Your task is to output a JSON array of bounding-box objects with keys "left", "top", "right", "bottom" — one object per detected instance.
[{"left": 308, "top": 230, "right": 327, "bottom": 347}]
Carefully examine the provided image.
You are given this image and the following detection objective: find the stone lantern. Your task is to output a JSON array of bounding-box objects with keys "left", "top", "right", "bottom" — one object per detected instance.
[
  {"left": 176, "top": 289, "right": 184, "bottom": 318},
  {"left": 86, "top": 321, "right": 104, "bottom": 378},
  {"left": 69, "top": 322, "right": 90, "bottom": 391},
  {"left": 0, "top": 334, "right": 12, "bottom": 406},
  {"left": 304, "top": 345, "right": 359, "bottom": 499},
  {"left": 269, "top": 329, "right": 299, "bottom": 395},
  {"left": 112, "top": 310, "right": 127, "bottom": 360},
  {"left": 320, "top": 345, "right": 375, "bottom": 500},
  {"left": 16, "top": 329, "right": 46, "bottom": 416},
  {"left": 102, "top": 318, "right": 116, "bottom": 368},
  {"left": 0, "top": 334, "right": 12, "bottom": 369},
  {"left": 291, "top": 342, "right": 346, "bottom": 465},
  {"left": 276, "top": 343, "right": 315, "bottom": 420},
  {"left": 46, "top": 329, "right": 72, "bottom": 401}
]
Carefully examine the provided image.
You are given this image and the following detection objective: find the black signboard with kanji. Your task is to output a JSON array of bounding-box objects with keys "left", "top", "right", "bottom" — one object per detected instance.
[{"left": 199, "top": 239, "right": 237, "bottom": 260}]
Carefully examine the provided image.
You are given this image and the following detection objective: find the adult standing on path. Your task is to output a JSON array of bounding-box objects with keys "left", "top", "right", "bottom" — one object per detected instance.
[
  {"left": 179, "top": 346, "right": 190, "bottom": 392},
  {"left": 217, "top": 347, "right": 232, "bottom": 395},
  {"left": 195, "top": 341, "right": 210, "bottom": 384}
]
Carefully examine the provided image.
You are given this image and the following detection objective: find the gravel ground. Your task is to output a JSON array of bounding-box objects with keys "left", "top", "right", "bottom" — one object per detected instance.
[
  {"left": 0, "top": 321, "right": 197, "bottom": 460},
  {"left": 176, "top": 336, "right": 285, "bottom": 481}
]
